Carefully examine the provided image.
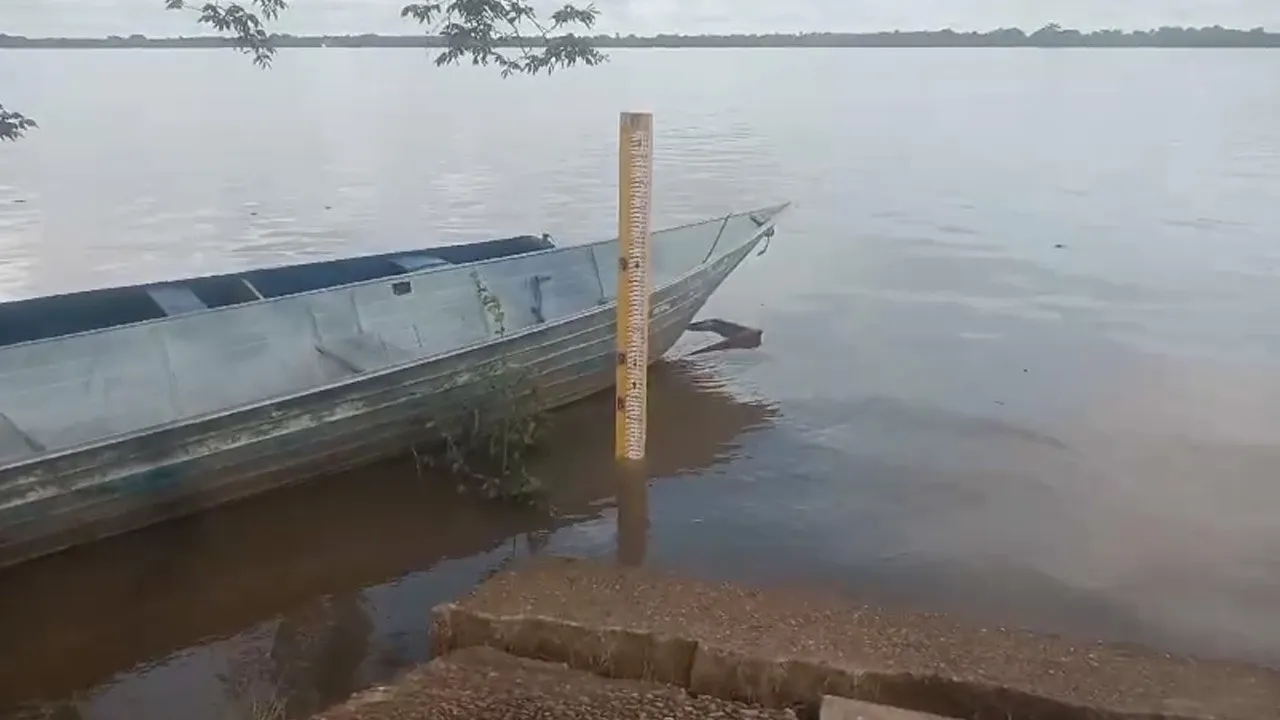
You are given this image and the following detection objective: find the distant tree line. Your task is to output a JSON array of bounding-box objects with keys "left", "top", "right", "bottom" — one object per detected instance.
[{"left": 3, "top": 24, "right": 1279, "bottom": 49}]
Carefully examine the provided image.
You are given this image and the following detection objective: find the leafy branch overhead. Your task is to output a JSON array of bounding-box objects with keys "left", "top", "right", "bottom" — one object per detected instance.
[
  {"left": 170, "top": 0, "right": 605, "bottom": 72},
  {"left": 0, "top": 105, "right": 37, "bottom": 142},
  {"left": 164, "top": 0, "right": 289, "bottom": 66},
  {"left": 400, "top": 1, "right": 606, "bottom": 75},
  {"left": 0, "top": 0, "right": 606, "bottom": 140}
]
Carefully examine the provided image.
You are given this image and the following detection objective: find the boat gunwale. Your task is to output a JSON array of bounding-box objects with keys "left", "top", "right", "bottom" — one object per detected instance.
[
  {"left": 0, "top": 205, "right": 786, "bottom": 474},
  {"left": 0, "top": 203, "right": 786, "bottom": 353}
]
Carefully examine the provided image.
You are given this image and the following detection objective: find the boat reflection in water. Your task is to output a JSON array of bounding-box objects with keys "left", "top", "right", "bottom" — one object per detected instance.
[{"left": 0, "top": 358, "right": 776, "bottom": 720}]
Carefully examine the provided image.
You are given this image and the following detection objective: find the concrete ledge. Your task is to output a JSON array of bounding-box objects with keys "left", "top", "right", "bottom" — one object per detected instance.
[
  {"left": 431, "top": 607, "right": 699, "bottom": 686},
  {"left": 821, "top": 695, "right": 957, "bottom": 720},
  {"left": 315, "top": 646, "right": 798, "bottom": 719},
  {"left": 430, "top": 556, "right": 1280, "bottom": 720}
]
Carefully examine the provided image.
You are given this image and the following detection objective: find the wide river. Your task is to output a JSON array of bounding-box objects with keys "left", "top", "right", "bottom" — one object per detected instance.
[{"left": 1, "top": 47, "right": 1279, "bottom": 719}]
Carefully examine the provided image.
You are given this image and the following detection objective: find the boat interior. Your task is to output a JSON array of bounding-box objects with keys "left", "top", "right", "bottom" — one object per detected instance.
[{"left": 0, "top": 234, "right": 555, "bottom": 348}]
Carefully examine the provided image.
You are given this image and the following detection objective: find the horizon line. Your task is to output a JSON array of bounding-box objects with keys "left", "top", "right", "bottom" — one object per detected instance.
[{"left": 2, "top": 24, "right": 1278, "bottom": 41}]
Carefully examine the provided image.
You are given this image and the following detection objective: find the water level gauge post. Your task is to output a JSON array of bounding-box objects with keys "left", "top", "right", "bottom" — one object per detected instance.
[{"left": 615, "top": 111, "right": 654, "bottom": 463}]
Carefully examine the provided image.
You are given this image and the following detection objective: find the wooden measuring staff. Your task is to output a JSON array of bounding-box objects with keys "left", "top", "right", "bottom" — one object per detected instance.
[
  {"left": 614, "top": 111, "right": 653, "bottom": 565},
  {"left": 615, "top": 111, "right": 654, "bottom": 462}
]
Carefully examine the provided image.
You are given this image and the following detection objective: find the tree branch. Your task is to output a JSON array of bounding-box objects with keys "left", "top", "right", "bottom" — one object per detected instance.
[
  {"left": 0, "top": 105, "right": 38, "bottom": 142},
  {"left": 164, "top": 0, "right": 288, "bottom": 67},
  {"left": 401, "top": 0, "right": 606, "bottom": 76}
]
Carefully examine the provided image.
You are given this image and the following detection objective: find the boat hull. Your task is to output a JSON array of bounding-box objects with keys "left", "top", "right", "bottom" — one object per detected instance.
[{"left": 0, "top": 236, "right": 763, "bottom": 569}]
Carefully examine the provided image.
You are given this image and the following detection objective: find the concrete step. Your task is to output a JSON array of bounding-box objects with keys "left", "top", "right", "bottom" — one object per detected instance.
[
  {"left": 430, "top": 556, "right": 1280, "bottom": 720},
  {"left": 822, "top": 696, "right": 957, "bottom": 720},
  {"left": 317, "top": 646, "right": 797, "bottom": 720}
]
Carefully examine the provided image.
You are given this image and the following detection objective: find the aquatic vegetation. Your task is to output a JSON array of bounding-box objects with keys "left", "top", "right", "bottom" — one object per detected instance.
[{"left": 412, "top": 274, "right": 550, "bottom": 506}]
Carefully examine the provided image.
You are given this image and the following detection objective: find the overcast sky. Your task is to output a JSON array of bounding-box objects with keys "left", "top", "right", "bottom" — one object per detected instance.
[{"left": 4, "top": 0, "right": 1278, "bottom": 37}]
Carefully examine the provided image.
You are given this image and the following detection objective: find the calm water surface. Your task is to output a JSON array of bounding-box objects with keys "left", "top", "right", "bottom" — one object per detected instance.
[{"left": 2, "top": 48, "right": 1280, "bottom": 718}]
